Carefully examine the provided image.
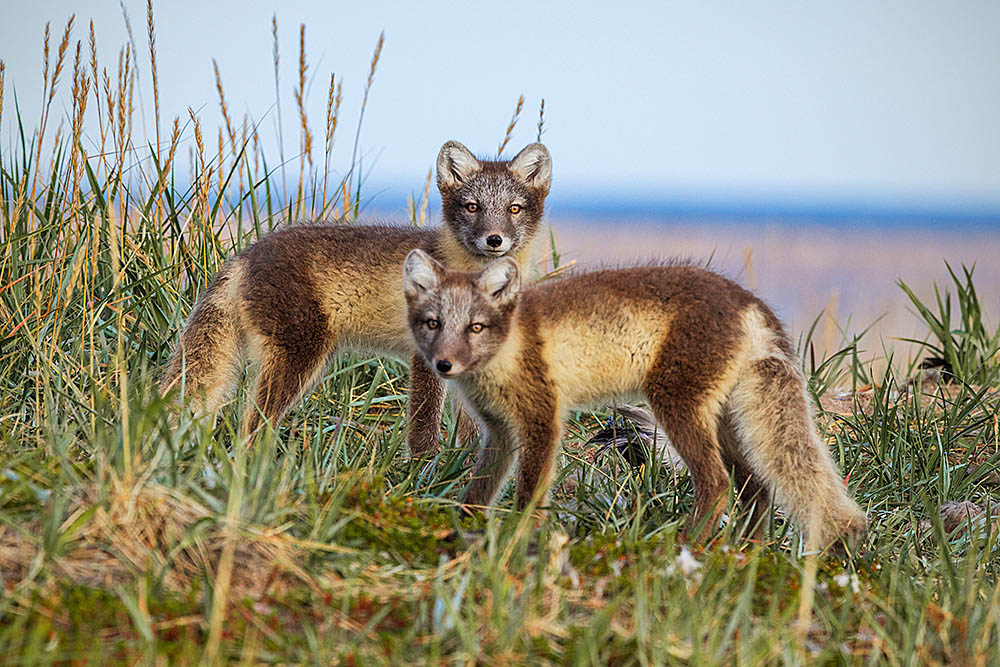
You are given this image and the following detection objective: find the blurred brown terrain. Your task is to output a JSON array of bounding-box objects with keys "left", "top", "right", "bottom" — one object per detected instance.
[{"left": 550, "top": 219, "right": 1000, "bottom": 369}]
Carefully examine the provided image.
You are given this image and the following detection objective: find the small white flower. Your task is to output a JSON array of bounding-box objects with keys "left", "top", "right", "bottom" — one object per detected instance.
[
  {"left": 833, "top": 572, "right": 860, "bottom": 593},
  {"left": 676, "top": 546, "right": 702, "bottom": 577}
]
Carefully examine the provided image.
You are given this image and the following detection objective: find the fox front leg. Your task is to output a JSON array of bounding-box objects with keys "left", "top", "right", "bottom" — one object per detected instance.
[
  {"left": 513, "top": 398, "right": 562, "bottom": 511},
  {"left": 407, "top": 354, "right": 446, "bottom": 457},
  {"left": 462, "top": 415, "right": 518, "bottom": 510}
]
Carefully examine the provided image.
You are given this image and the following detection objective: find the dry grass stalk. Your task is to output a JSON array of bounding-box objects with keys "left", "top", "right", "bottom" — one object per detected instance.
[
  {"left": 295, "top": 26, "right": 312, "bottom": 163},
  {"left": 0, "top": 481, "right": 312, "bottom": 597},
  {"left": 497, "top": 94, "right": 524, "bottom": 156},
  {"left": 341, "top": 179, "right": 350, "bottom": 219},
  {"left": 742, "top": 245, "right": 756, "bottom": 290},
  {"left": 322, "top": 72, "right": 343, "bottom": 212},
  {"left": 0, "top": 61, "right": 6, "bottom": 128},
  {"left": 536, "top": 98, "right": 546, "bottom": 143},
  {"left": 217, "top": 127, "right": 225, "bottom": 203},
  {"left": 68, "top": 43, "right": 90, "bottom": 213},
  {"left": 407, "top": 169, "right": 433, "bottom": 227},
  {"left": 294, "top": 24, "right": 313, "bottom": 219},
  {"left": 821, "top": 289, "right": 840, "bottom": 358},
  {"left": 213, "top": 59, "right": 237, "bottom": 154},
  {"left": 48, "top": 16, "right": 76, "bottom": 109},
  {"left": 30, "top": 17, "right": 75, "bottom": 231},
  {"left": 150, "top": 117, "right": 181, "bottom": 206},
  {"left": 188, "top": 107, "right": 213, "bottom": 233},
  {"left": 102, "top": 65, "right": 114, "bottom": 150},
  {"left": 146, "top": 0, "right": 160, "bottom": 152},
  {"left": 239, "top": 112, "right": 249, "bottom": 197},
  {"left": 348, "top": 31, "right": 385, "bottom": 201},
  {"left": 41, "top": 22, "right": 51, "bottom": 102},
  {"left": 115, "top": 46, "right": 132, "bottom": 167},
  {"left": 88, "top": 21, "right": 101, "bottom": 126},
  {"left": 419, "top": 168, "right": 431, "bottom": 226},
  {"left": 272, "top": 14, "right": 287, "bottom": 201},
  {"left": 252, "top": 122, "right": 261, "bottom": 179}
]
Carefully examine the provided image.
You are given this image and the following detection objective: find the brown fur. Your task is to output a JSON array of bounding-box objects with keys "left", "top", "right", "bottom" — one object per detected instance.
[
  {"left": 161, "top": 141, "right": 551, "bottom": 453},
  {"left": 403, "top": 253, "right": 868, "bottom": 549}
]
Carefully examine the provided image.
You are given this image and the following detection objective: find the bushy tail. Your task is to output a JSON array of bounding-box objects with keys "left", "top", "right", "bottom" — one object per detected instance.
[
  {"left": 728, "top": 352, "right": 867, "bottom": 549},
  {"left": 161, "top": 263, "right": 243, "bottom": 415}
]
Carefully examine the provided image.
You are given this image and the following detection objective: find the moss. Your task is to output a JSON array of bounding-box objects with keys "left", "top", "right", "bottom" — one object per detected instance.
[
  {"left": 0, "top": 582, "right": 207, "bottom": 662},
  {"left": 332, "top": 476, "right": 462, "bottom": 564}
]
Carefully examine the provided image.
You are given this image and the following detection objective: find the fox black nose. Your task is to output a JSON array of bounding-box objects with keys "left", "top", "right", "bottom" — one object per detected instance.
[
  {"left": 436, "top": 359, "right": 453, "bottom": 373},
  {"left": 486, "top": 235, "right": 503, "bottom": 249}
]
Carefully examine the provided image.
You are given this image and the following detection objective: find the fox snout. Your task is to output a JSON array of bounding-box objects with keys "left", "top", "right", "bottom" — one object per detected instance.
[
  {"left": 475, "top": 231, "right": 513, "bottom": 255},
  {"left": 433, "top": 357, "right": 464, "bottom": 378},
  {"left": 428, "top": 337, "right": 469, "bottom": 378}
]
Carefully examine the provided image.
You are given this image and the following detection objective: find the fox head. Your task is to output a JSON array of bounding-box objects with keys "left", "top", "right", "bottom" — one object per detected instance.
[
  {"left": 403, "top": 249, "right": 520, "bottom": 378},
  {"left": 436, "top": 141, "right": 551, "bottom": 259}
]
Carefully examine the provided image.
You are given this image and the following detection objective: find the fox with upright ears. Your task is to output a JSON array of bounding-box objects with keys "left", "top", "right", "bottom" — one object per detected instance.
[
  {"left": 402, "top": 250, "right": 868, "bottom": 548},
  {"left": 161, "top": 141, "right": 552, "bottom": 454}
]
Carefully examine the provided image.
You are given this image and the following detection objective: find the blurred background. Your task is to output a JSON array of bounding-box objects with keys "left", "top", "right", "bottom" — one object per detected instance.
[{"left": 4, "top": 0, "right": 999, "bottom": 360}]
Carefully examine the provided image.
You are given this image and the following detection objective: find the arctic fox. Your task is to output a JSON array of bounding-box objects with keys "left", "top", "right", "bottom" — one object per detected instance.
[
  {"left": 402, "top": 250, "right": 867, "bottom": 547},
  {"left": 161, "top": 141, "right": 551, "bottom": 454}
]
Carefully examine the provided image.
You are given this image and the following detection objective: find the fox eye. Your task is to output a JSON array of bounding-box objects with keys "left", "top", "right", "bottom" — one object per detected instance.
[
  {"left": 464, "top": 202, "right": 478, "bottom": 213},
  {"left": 425, "top": 319, "right": 440, "bottom": 330},
  {"left": 469, "top": 322, "right": 485, "bottom": 333},
  {"left": 508, "top": 204, "right": 522, "bottom": 215}
]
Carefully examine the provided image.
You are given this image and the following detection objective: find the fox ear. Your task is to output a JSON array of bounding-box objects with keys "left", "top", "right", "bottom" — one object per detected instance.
[
  {"left": 403, "top": 249, "right": 441, "bottom": 298},
  {"left": 508, "top": 143, "right": 551, "bottom": 192},
  {"left": 476, "top": 258, "right": 520, "bottom": 305},
  {"left": 437, "top": 141, "right": 481, "bottom": 190}
]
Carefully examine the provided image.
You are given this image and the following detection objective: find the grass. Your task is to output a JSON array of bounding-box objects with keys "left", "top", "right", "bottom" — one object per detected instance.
[{"left": 3, "top": 10, "right": 1000, "bottom": 665}]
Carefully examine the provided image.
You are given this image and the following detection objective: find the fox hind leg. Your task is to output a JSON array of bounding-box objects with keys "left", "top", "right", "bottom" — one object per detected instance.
[
  {"left": 242, "top": 337, "right": 333, "bottom": 438},
  {"left": 718, "top": 411, "right": 771, "bottom": 541},
  {"left": 161, "top": 279, "right": 242, "bottom": 418},
  {"left": 651, "top": 405, "right": 730, "bottom": 541},
  {"left": 644, "top": 376, "right": 731, "bottom": 540}
]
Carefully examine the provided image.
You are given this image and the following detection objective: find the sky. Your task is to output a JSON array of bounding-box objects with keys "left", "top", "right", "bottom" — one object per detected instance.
[{"left": 3, "top": 1, "right": 1000, "bottom": 216}]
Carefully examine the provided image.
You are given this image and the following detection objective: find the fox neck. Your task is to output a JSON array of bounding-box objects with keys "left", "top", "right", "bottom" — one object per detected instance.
[{"left": 437, "top": 225, "right": 537, "bottom": 274}]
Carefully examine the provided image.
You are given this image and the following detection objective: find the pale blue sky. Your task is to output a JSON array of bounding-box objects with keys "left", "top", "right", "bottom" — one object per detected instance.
[{"left": 3, "top": 1, "right": 1000, "bottom": 213}]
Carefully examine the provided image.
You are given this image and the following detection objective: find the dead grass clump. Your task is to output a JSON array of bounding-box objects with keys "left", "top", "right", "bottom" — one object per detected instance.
[{"left": 0, "top": 480, "right": 314, "bottom": 597}]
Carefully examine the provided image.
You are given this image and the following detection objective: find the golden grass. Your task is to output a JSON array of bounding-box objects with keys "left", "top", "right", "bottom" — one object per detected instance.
[
  {"left": 0, "top": 480, "right": 314, "bottom": 597},
  {"left": 146, "top": 0, "right": 160, "bottom": 152},
  {"left": 536, "top": 97, "right": 546, "bottom": 143},
  {"left": 497, "top": 94, "right": 525, "bottom": 156},
  {"left": 0, "top": 62, "right": 6, "bottom": 132}
]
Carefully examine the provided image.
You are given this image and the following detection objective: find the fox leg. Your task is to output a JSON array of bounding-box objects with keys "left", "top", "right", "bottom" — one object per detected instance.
[
  {"left": 242, "top": 338, "right": 332, "bottom": 438},
  {"left": 407, "top": 355, "right": 447, "bottom": 457},
  {"left": 454, "top": 402, "right": 481, "bottom": 447},
  {"left": 162, "top": 326, "right": 240, "bottom": 417},
  {"left": 161, "top": 269, "right": 241, "bottom": 416},
  {"left": 644, "top": 388, "right": 730, "bottom": 541},
  {"left": 513, "top": 399, "right": 562, "bottom": 511},
  {"left": 655, "top": 410, "right": 730, "bottom": 541},
  {"left": 718, "top": 411, "right": 770, "bottom": 540},
  {"left": 727, "top": 356, "right": 867, "bottom": 549},
  {"left": 462, "top": 415, "right": 518, "bottom": 509}
]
